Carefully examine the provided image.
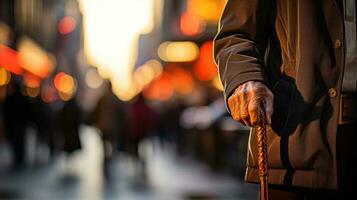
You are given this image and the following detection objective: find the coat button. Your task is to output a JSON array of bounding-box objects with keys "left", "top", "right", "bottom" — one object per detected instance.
[
  {"left": 334, "top": 39, "right": 342, "bottom": 48},
  {"left": 328, "top": 88, "right": 337, "bottom": 98}
]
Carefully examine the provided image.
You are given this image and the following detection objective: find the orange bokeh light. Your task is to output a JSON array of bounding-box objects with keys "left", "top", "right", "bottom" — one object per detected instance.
[
  {"left": 0, "top": 67, "right": 11, "bottom": 86},
  {"left": 24, "top": 73, "right": 40, "bottom": 88},
  {"left": 17, "top": 37, "right": 53, "bottom": 79},
  {"left": 54, "top": 72, "right": 76, "bottom": 94},
  {"left": 194, "top": 41, "right": 217, "bottom": 81},
  {"left": 143, "top": 72, "right": 174, "bottom": 101},
  {"left": 0, "top": 44, "right": 22, "bottom": 75},
  {"left": 143, "top": 65, "right": 195, "bottom": 101},
  {"left": 168, "top": 65, "right": 194, "bottom": 95},
  {"left": 58, "top": 16, "right": 76, "bottom": 35},
  {"left": 186, "top": 0, "right": 226, "bottom": 22},
  {"left": 180, "top": 12, "right": 203, "bottom": 36}
]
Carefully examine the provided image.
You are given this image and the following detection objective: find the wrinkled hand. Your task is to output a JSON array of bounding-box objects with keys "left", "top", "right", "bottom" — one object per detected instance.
[{"left": 228, "top": 81, "right": 274, "bottom": 127}]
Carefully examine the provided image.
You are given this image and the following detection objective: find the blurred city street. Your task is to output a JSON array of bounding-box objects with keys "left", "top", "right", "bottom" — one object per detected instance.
[
  {"left": 0, "top": 125, "right": 257, "bottom": 200},
  {"left": 0, "top": 0, "right": 259, "bottom": 199},
  {"left": 3, "top": 0, "right": 354, "bottom": 198}
]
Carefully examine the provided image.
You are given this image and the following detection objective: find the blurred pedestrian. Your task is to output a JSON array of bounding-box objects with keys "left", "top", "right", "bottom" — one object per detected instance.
[
  {"left": 215, "top": 0, "right": 357, "bottom": 199},
  {"left": 157, "top": 100, "right": 185, "bottom": 147},
  {"left": 58, "top": 97, "right": 82, "bottom": 155},
  {"left": 3, "top": 77, "right": 30, "bottom": 167},
  {"left": 30, "top": 95, "right": 56, "bottom": 159},
  {"left": 125, "top": 93, "right": 158, "bottom": 178},
  {"left": 90, "top": 81, "right": 126, "bottom": 178}
]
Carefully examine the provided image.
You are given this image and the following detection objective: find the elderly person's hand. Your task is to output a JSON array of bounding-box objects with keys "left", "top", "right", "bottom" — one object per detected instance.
[{"left": 228, "top": 81, "right": 274, "bottom": 127}]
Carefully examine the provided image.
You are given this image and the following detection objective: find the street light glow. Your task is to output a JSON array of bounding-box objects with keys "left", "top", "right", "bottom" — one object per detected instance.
[{"left": 78, "top": 0, "right": 154, "bottom": 100}]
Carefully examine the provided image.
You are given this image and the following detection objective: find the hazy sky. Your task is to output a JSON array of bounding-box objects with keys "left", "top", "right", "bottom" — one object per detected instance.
[{"left": 78, "top": 0, "right": 154, "bottom": 100}]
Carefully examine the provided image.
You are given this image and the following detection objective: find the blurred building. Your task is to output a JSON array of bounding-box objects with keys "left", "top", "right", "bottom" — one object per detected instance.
[
  {"left": 130, "top": 0, "right": 253, "bottom": 177},
  {"left": 133, "top": 0, "right": 226, "bottom": 104},
  {"left": 0, "top": 0, "right": 88, "bottom": 167},
  {"left": 0, "top": 2, "right": 257, "bottom": 199},
  {"left": 0, "top": 0, "right": 89, "bottom": 105}
]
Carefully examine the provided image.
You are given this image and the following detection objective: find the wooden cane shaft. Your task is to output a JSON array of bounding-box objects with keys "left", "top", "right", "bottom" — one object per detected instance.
[{"left": 258, "top": 103, "right": 269, "bottom": 200}]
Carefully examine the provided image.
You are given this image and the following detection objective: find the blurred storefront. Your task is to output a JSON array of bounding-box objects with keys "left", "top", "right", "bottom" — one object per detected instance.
[
  {"left": 0, "top": 0, "right": 87, "bottom": 102},
  {"left": 0, "top": 0, "right": 89, "bottom": 165}
]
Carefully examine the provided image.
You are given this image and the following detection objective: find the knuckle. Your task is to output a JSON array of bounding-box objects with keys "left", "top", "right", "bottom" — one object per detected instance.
[
  {"left": 264, "top": 94, "right": 274, "bottom": 103},
  {"left": 240, "top": 112, "right": 248, "bottom": 118},
  {"left": 250, "top": 114, "right": 258, "bottom": 121},
  {"left": 266, "top": 107, "right": 274, "bottom": 111},
  {"left": 266, "top": 108, "right": 274, "bottom": 115},
  {"left": 248, "top": 106, "right": 258, "bottom": 113},
  {"left": 240, "top": 89, "right": 249, "bottom": 96},
  {"left": 232, "top": 114, "right": 240, "bottom": 121}
]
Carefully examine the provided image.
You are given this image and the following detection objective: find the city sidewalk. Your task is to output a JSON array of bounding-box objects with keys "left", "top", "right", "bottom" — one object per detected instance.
[{"left": 0, "top": 125, "right": 258, "bottom": 200}]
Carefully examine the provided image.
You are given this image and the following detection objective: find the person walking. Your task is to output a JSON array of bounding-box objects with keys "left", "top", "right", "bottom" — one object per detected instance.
[{"left": 90, "top": 81, "right": 126, "bottom": 178}]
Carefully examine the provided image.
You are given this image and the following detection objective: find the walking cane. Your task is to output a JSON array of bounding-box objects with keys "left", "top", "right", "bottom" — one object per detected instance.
[{"left": 258, "top": 102, "right": 269, "bottom": 200}]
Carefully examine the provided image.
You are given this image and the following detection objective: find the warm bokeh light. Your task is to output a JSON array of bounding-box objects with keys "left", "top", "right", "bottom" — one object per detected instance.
[
  {"left": 85, "top": 68, "right": 103, "bottom": 89},
  {"left": 146, "top": 59, "right": 163, "bottom": 77},
  {"left": 168, "top": 65, "right": 195, "bottom": 95},
  {"left": 143, "top": 64, "right": 194, "bottom": 101},
  {"left": 58, "top": 90, "right": 75, "bottom": 101},
  {"left": 158, "top": 41, "right": 199, "bottom": 62},
  {"left": 124, "top": 59, "right": 164, "bottom": 100},
  {"left": 180, "top": 12, "right": 203, "bottom": 36},
  {"left": 26, "top": 86, "right": 40, "bottom": 98},
  {"left": 58, "top": 16, "right": 77, "bottom": 35},
  {"left": 0, "top": 67, "right": 11, "bottom": 86},
  {"left": 54, "top": 72, "right": 77, "bottom": 95},
  {"left": 194, "top": 41, "right": 217, "bottom": 81},
  {"left": 79, "top": 0, "right": 154, "bottom": 101},
  {"left": 187, "top": 0, "right": 227, "bottom": 22},
  {"left": 17, "top": 36, "right": 53, "bottom": 78},
  {"left": 24, "top": 74, "right": 40, "bottom": 88},
  {"left": 135, "top": 65, "right": 155, "bottom": 87},
  {"left": 0, "top": 44, "right": 22, "bottom": 75},
  {"left": 144, "top": 71, "right": 174, "bottom": 101}
]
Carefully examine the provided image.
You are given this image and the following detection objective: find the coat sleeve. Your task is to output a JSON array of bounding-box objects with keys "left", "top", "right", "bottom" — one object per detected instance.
[{"left": 214, "top": 0, "right": 273, "bottom": 108}]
